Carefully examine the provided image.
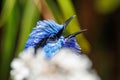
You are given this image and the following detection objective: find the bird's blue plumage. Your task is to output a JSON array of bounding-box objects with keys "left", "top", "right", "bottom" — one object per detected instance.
[
  {"left": 43, "top": 36, "right": 65, "bottom": 59},
  {"left": 25, "top": 16, "right": 82, "bottom": 59},
  {"left": 25, "top": 20, "right": 63, "bottom": 49},
  {"left": 63, "top": 37, "right": 81, "bottom": 53}
]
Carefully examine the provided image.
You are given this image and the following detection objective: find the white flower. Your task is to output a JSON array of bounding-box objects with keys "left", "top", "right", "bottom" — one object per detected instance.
[{"left": 10, "top": 47, "right": 101, "bottom": 80}]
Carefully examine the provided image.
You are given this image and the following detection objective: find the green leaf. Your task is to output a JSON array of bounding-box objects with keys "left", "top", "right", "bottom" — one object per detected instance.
[
  {"left": 0, "top": 0, "right": 16, "bottom": 27},
  {"left": 15, "top": 0, "right": 40, "bottom": 55},
  {"left": 0, "top": 2, "right": 19, "bottom": 80}
]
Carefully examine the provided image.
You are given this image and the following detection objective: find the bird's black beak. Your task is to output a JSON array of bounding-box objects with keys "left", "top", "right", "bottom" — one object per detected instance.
[
  {"left": 63, "top": 15, "right": 76, "bottom": 29},
  {"left": 56, "top": 15, "right": 76, "bottom": 38},
  {"left": 65, "top": 29, "right": 87, "bottom": 38}
]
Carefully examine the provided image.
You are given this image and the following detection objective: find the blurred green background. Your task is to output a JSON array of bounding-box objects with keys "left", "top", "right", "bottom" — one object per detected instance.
[{"left": 0, "top": 0, "right": 120, "bottom": 80}]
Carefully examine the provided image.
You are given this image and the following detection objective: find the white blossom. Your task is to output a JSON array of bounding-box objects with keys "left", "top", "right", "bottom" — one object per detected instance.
[{"left": 10, "top": 47, "right": 101, "bottom": 80}]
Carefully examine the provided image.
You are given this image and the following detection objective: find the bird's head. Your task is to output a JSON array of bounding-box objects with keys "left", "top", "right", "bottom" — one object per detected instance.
[{"left": 25, "top": 15, "right": 87, "bottom": 59}]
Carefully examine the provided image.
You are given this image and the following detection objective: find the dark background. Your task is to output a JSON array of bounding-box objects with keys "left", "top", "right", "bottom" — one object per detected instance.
[{"left": 73, "top": 0, "right": 120, "bottom": 80}]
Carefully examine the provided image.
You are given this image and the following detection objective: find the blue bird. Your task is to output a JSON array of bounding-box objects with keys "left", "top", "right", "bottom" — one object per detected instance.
[{"left": 25, "top": 15, "right": 87, "bottom": 59}]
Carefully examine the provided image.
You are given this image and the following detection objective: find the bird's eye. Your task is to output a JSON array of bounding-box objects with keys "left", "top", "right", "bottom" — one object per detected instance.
[{"left": 48, "top": 35, "right": 57, "bottom": 41}]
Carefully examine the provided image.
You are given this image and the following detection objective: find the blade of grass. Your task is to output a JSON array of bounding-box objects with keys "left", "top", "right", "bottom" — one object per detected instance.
[
  {"left": 57, "top": 0, "right": 90, "bottom": 53},
  {"left": 0, "top": 2, "right": 19, "bottom": 80},
  {"left": 0, "top": 0, "right": 16, "bottom": 27},
  {"left": 15, "top": 0, "right": 39, "bottom": 55},
  {"left": 46, "top": 0, "right": 64, "bottom": 22}
]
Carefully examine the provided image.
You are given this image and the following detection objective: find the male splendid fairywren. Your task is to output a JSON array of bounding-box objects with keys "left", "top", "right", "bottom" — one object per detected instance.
[{"left": 25, "top": 15, "right": 87, "bottom": 59}]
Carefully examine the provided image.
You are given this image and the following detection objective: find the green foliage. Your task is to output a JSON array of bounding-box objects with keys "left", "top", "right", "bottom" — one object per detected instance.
[
  {"left": 15, "top": 0, "right": 39, "bottom": 55},
  {"left": 95, "top": 0, "right": 120, "bottom": 14}
]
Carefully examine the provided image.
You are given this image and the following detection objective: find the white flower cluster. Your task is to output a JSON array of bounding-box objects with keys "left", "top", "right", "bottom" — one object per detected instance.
[{"left": 10, "top": 47, "right": 101, "bottom": 80}]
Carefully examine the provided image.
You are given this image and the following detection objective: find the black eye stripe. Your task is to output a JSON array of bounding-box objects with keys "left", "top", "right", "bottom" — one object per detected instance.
[{"left": 48, "top": 35, "right": 58, "bottom": 41}]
